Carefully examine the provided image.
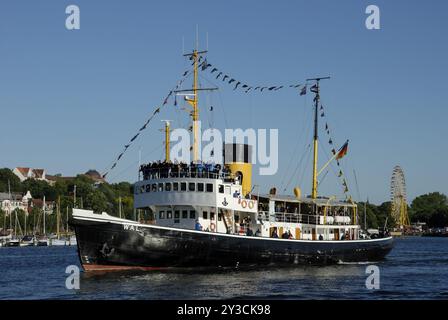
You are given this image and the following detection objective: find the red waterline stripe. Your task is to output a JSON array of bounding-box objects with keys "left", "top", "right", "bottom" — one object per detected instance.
[{"left": 83, "top": 264, "right": 166, "bottom": 272}]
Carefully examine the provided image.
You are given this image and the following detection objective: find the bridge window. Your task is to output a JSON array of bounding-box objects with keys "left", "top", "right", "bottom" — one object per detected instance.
[
  {"left": 218, "top": 184, "right": 224, "bottom": 193},
  {"left": 174, "top": 211, "right": 180, "bottom": 223},
  {"left": 203, "top": 211, "right": 208, "bottom": 219},
  {"left": 180, "top": 182, "right": 187, "bottom": 191},
  {"left": 173, "top": 182, "right": 179, "bottom": 191},
  {"left": 140, "top": 185, "right": 144, "bottom": 193},
  {"left": 210, "top": 212, "right": 215, "bottom": 221},
  {"left": 190, "top": 210, "right": 196, "bottom": 219},
  {"left": 167, "top": 210, "right": 173, "bottom": 219},
  {"left": 158, "top": 183, "right": 164, "bottom": 192},
  {"left": 197, "top": 183, "right": 204, "bottom": 192},
  {"left": 225, "top": 185, "right": 231, "bottom": 195},
  {"left": 165, "top": 183, "right": 172, "bottom": 192},
  {"left": 189, "top": 182, "right": 195, "bottom": 191},
  {"left": 145, "top": 184, "right": 151, "bottom": 192},
  {"left": 182, "top": 210, "right": 188, "bottom": 219},
  {"left": 159, "top": 211, "right": 165, "bottom": 219},
  {"left": 206, "top": 183, "right": 213, "bottom": 192},
  {"left": 152, "top": 184, "right": 157, "bottom": 192}
]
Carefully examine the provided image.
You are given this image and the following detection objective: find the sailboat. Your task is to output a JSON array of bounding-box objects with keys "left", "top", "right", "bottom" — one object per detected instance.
[
  {"left": 51, "top": 197, "right": 66, "bottom": 246},
  {"left": 51, "top": 201, "right": 77, "bottom": 246},
  {"left": 20, "top": 235, "right": 36, "bottom": 247},
  {"left": 36, "top": 196, "right": 49, "bottom": 246},
  {"left": 6, "top": 203, "right": 22, "bottom": 247},
  {"left": 71, "top": 48, "right": 393, "bottom": 271}
]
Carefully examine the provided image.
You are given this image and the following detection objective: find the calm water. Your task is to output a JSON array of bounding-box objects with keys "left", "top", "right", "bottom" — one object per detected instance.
[{"left": 0, "top": 237, "right": 447, "bottom": 300}]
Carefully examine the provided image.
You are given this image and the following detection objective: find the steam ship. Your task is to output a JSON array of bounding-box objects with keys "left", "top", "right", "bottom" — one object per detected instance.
[{"left": 71, "top": 49, "right": 393, "bottom": 271}]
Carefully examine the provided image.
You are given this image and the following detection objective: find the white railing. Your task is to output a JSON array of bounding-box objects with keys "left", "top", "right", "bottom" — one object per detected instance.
[
  {"left": 140, "top": 167, "right": 233, "bottom": 181},
  {"left": 257, "top": 211, "right": 353, "bottom": 225}
]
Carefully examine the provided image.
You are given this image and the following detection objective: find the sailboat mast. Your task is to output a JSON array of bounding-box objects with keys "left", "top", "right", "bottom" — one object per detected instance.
[
  {"left": 364, "top": 200, "right": 367, "bottom": 230},
  {"left": 8, "top": 180, "right": 12, "bottom": 231},
  {"left": 57, "top": 196, "right": 60, "bottom": 239},
  {"left": 118, "top": 196, "right": 122, "bottom": 219},
  {"left": 14, "top": 210, "right": 17, "bottom": 237},
  {"left": 43, "top": 195, "right": 46, "bottom": 235},
  {"left": 73, "top": 185, "right": 77, "bottom": 208}
]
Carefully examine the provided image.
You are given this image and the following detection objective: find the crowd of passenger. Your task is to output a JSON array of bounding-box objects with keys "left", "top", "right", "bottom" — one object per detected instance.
[{"left": 139, "top": 161, "right": 232, "bottom": 180}]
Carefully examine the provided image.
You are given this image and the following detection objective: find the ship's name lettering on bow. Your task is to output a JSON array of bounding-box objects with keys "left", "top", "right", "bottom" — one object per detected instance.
[{"left": 123, "top": 224, "right": 140, "bottom": 231}]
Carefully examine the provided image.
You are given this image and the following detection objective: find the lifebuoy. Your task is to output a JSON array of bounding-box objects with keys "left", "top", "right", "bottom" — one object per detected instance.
[
  {"left": 210, "top": 222, "right": 216, "bottom": 232},
  {"left": 241, "top": 200, "right": 247, "bottom": 208},
  {"left": 248, "top": 201, "right": 254, "bottom": 209}
]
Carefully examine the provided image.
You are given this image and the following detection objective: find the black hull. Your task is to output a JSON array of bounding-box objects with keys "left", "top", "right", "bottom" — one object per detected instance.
[{"left": 72, "top": 217, "right": 394, "bottom": 271}]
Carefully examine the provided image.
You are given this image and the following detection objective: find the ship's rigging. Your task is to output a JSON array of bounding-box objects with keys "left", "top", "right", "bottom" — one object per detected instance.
[{"left": 101, "top": 47, "right": 354, "bottom": 202}]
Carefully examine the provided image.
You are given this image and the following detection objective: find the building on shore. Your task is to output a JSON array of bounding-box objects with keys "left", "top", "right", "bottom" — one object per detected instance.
[
  {"left": 28, "top": 198, "right": 55, "bottom": 215},
  {"left": 83, "top": 169, "right": 106, "bottom": 185},
  {"left": 0, "top": 191, "right": 32, "bottom": 215},
  {"left": 13, "top": 167, "right": 58, "bottom": 185}
]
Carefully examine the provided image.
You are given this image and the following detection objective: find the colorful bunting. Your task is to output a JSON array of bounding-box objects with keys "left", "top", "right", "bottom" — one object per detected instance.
[
  {"left": 234, "top": 81, "right": 241, "bottom": 90},
  {"left": 198, "top": 59, "right": 307, "bottom": 95},
  {"left": 102, "top": 67, "right": 191, "bottom": 178}
]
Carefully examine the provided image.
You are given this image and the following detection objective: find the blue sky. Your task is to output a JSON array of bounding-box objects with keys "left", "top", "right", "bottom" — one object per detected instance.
[{"left": 0, "top": 0, "right": 447, "bottom": 204}]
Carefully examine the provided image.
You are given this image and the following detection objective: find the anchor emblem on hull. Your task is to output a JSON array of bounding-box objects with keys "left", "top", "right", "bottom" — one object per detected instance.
[
  {"left": 222, "top": 197, "right": 228, "bottom": 206},
  {"left": 99, "top": 242, "right": 115, "bottom": 258}
]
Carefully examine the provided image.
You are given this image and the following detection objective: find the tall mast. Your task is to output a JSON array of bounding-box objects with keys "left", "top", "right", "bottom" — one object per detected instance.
[
  {"left": 364, "top": 198, "right": 368, "bottom": 230},
  {"left": 57, "top": 196, "right": 60, "bottom": 239},
  {"left": 176, "top": 37, "right": 217, "bottom": 163},
  {"left": 118, "top": 196, "right": 122, "bottom": 219},
  {"left": 192, "top": 26, "right": 200, "bottom": 162},
  {"left": 307, "top": 76, "right": 330, "bottom": 199},
  {"left": 8, "top": 180, "right": 11, "bottom": 231},
  {"left": 73, "top": 185, "right": 77, "bottom": 208},
  {"left": 193, "top": 49, "right": 199, "bottom": 161},
  {"left": 43, "top": 195, "right": 46, "bottom": 235},
  {"left": 162, "top": 120, "right": 171, "bottom": 162}
]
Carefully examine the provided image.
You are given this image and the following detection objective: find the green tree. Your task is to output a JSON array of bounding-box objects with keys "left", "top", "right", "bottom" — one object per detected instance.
[
  {"left": 21, "top": 179, "right": 56, "bottom": 200},
  {"left": 0, "top": 168, "right": 22, "bottom": 193},
  {"left": 358, "top": 202, "right": 380, "bottom": 229},
  {"left": 410, "top": 192, "right": 448, "bottom": 227},
  {"left": 85, "top": 189, "right": 108, "bottom": 213},
  {"left": 376, "top": 201, "right": 395, "bottom": 229}
]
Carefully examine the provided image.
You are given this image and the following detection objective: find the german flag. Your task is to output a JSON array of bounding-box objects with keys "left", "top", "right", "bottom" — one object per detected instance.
[{"left": 336, "top": 140, "right": 349, "bottom": 160}]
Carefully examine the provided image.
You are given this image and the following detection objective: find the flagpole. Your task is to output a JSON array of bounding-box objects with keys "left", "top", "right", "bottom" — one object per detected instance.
[
  {"left": 317, "top": 140, "right": 349, "bottom": 177},
  {"left": 317, "top": 152, "right": 338, "bottom": 177}
]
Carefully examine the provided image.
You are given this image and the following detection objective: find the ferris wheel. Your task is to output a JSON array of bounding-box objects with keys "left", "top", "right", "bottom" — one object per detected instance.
[{"left": 390, "top": 166, "right": 410, "bottom": 228}]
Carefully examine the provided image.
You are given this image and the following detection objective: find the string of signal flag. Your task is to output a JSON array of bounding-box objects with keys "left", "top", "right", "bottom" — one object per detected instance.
[{"left": 102, "top": 56, "right": 351, "bottom": 197}]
